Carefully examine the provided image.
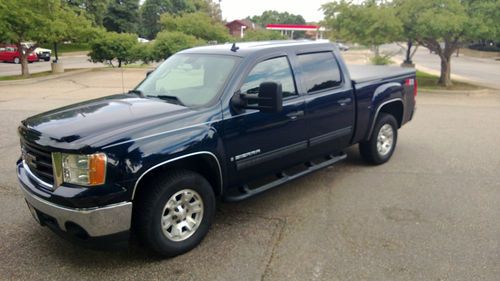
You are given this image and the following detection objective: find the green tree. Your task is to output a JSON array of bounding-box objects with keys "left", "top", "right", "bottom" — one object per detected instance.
[
  {"left": 65, "top": 0, "right": 109, "bottom": 26},
  {"left": 0, "top": 0, "right": 94, "bottom": 77},
  {"left": 322, "top": 0, "right": 402, "bottom": 56},
  {"left": 139, "top": 0, "right": 220, "bottom": 40},
  {"left": 193, "top": 0, "right": 222, "bottom": 22},
  {"left": 396, "top": 0, "right": 499, "bottom": 86},
  {"left": 251, "top": 10, "right": 306, "bottom": 26},
  {"left": 89, "top": 31, "right": 138, "bottom": 67},
  {"left": 103, "top": 0, "right": 139, "bottom": 33},
  {"left": 250, "top": 10, "right": 307, "bottom": 39},
  {"left": 152, "top": 31, "right": 204, "bottom": 61},
  {"left": 160, "top": 12, "right": 230, "bottom": 43}
]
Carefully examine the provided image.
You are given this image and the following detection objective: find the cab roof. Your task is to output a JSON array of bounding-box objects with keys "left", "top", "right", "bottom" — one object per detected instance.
[{"left": 180, "top": 40, "right": 336, "bottom": 57}]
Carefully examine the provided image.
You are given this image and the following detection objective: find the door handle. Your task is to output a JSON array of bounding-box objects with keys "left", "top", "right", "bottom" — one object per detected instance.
[
  {"left": 286, "top": 110, "right": 304, "bottom": 120},
  {"left": 337, "top": 98, "right": 352, "bottom": 106}
]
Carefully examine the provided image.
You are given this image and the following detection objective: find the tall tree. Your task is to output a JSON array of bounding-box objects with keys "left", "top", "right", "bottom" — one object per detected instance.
[
  {"left": 396, "top": 0, "right": 498, "bottom": 86},
  {"left": 250, "top": 10, "right": 307, "bottom": 39},
  {"left": 160, "top": 12, "right": 230, "bottom": 42},
  {"left": 103, "top": 0, "right": 139, "bottom": 33},
  {"left": 140, "top": 0, "right": 219, "bottom": 39},
  {"left": 65, "top": 0, "right": 109, "bottom": 26},
  {"left": 322, "top": 0, "right": 402, "bottom": 56},
  {"left": 250, "top": 10, "right": 306, "bottom": 26},
  {"left": 0, "top": 0, "right": 93, "bottom": 77}
]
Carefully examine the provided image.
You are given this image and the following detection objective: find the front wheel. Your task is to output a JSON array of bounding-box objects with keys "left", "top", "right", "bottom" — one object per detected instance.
[
  {"left": 133, "top": 170, "right": 216, "bottom": 257},
  {"left": 359, "top": 113, "right": 398, "bottom": 165},
  {"left": 13, "top": 57, "right": 20, "bottom": 64}
]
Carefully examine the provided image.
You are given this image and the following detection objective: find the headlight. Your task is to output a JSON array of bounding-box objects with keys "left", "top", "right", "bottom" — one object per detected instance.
[{"left": 52, "top": 152, "right": 107, "bottom": 186}]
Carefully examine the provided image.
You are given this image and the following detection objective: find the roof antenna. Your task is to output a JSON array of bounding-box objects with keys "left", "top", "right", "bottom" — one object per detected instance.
[{"left": 230, "top": 43, "right": 239, "bottom": 52}]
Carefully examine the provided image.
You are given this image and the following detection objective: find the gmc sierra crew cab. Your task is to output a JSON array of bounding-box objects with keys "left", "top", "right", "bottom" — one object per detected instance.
[{"left": 17, "top": 41, "right": 416, "bottom": 256}]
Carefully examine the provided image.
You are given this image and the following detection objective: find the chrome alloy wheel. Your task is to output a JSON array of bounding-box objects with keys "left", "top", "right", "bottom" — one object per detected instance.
[
  {"left": 161, "top": 189, "right": 204, "bottom": 242},
  {"left": 377, "top": 124, "right": 394, "bottom": 156}
]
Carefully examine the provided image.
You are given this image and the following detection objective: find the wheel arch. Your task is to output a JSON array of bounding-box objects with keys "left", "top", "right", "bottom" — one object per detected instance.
[
  {"left": 132, "top": 152, "right": 223, "bottom": 200},
  {"left": 367, "top": 98, "right": 404, "bottom": 140}
]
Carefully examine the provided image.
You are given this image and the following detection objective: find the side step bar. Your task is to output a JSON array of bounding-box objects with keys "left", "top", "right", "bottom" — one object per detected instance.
[{"left": 224, "top": 153, "right": 347, "bottom": 202}]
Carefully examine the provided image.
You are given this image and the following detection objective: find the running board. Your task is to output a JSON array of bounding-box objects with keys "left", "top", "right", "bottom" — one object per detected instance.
[{"left": 224, "top": 153, "right": 347, "bottom": 202}]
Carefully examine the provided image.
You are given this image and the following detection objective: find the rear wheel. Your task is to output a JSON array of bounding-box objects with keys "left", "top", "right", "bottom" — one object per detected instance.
[
  {"left": 359, "top": 113, "right": 398, "bottom": 165},
  {"left": 134, "top": 170, "right": 215, "bottom": 257}
]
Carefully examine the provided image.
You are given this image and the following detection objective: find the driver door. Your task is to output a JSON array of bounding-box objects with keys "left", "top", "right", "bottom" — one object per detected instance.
[{"left": 223, "top": 55, "right": 307, "bottom": 185}]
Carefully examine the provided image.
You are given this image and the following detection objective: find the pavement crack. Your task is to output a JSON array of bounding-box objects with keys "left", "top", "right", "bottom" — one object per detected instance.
[
  {"left": 66, "top": 78, "right": 91, "bottom": 89},
  {"left": 216, "top": 208, "right": 288, "bottom": 281},
  {"left": 219, "top": 208, "right": 286, "bottom": 224},
  {"left": 261, "top": 217, "right": 286, "bottom": 281}
]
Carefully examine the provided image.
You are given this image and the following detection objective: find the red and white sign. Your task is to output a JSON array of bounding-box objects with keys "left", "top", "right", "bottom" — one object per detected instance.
[{"left": 266, "top": 24, "right": 320, "bottom": 31}]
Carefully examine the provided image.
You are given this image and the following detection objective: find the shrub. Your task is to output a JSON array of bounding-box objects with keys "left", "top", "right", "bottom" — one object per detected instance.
[
  {"left": 241, "top": 29, "right": 286, "bottom": 42},
  {"left": 89, "top": 32, "right": 138, "bottom": 67},
  {"left": 152, "top": 31, "right": 205, "bottom": 61},
  {"left": 132, "top": 42, "right": 155, "bottom": 64},
  {"left": 370, "top": 54, "right": 393, "bottom": 65}
]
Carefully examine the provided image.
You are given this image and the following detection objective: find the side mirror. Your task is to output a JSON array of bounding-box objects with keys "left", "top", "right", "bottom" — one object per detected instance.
[{"left": 231, "top": 82, "right": 283, "bottom": 113}]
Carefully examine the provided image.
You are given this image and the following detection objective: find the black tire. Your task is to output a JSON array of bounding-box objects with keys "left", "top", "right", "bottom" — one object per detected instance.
[
  {"left": 13, "top": 57, "right": 20, "bottom": 64},
  {"left": 133, "top": 169, "right": 215, "bottom": 257},
  {"left": 44, "top": 58, "right": 50, "bottom": 62},
  {"left": 359, "top": 113, "right": 398, "bottom": 165}
]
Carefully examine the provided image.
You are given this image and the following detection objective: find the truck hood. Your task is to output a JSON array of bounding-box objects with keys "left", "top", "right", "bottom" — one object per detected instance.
[{"left": 21, "top": 94, "right": 198, "bottom": 151}]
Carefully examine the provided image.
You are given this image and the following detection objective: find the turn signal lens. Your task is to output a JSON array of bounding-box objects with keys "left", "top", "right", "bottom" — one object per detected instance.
[{"left": 89, "top": 153, "right": 107, "bottom": 185}]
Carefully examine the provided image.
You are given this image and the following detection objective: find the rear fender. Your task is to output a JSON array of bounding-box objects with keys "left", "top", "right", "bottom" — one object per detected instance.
[{"left": 366, "top": 82, "right": 404, "bottom": 140}]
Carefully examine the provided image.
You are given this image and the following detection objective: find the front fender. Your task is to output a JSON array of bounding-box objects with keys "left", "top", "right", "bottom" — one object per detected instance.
[{"left": 104, "top": 122, "right": 225, "bottom": 200}]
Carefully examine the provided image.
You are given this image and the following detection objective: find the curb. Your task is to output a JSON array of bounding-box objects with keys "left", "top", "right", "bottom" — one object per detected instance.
[
  {"left": 420, "top": 88, "right": 496, "bottom": 96},
  {"left": 0, "top": 67, "right": 154, "bottom": 86},
  {"left": 59, "top": 51, "right": 90, "bottom": 57},
  {"left": 0, "top": 68, "right": 96, "bottom": 86}
]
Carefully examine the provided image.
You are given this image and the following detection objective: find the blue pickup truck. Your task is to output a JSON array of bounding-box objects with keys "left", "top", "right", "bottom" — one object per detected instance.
[{"left": 17, "top": 41, "right": 416, "bottom": 256}]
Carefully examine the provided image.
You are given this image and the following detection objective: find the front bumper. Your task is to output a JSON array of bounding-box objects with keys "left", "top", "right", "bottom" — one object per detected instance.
[{"left": 18, "top": 162, "right": 132, "bottom": 238}]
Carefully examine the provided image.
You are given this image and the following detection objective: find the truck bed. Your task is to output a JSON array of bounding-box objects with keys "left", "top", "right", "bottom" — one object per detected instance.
[{"left": 347, "top": 64, "right": 416, "bottom": 84}]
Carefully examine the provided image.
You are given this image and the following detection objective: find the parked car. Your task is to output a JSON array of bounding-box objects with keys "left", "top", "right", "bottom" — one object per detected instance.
[
  {"left": 22, "top": 42, "right": 52, "bottom": 61},
  {"left": 337, "top": 42, "right": 350, "bottom": 51},
  {"left": 0, "top": 45, "right": 38, "bottom": 63},
  {"left": 17, "top": 41, "right": 416, "bottom": 257}
]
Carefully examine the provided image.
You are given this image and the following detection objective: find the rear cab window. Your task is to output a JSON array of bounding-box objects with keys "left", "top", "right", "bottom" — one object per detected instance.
[{"left": 297, "top": 52, "right": 343, "bottom": 93}]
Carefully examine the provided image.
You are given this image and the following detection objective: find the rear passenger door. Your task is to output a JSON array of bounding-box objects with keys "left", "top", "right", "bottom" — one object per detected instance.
[{"left": 297, "top": 52, "right": 355, "bottom": 153}]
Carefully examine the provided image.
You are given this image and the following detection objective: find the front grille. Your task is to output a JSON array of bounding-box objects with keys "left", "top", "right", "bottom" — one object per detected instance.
[{"left": 22, "top": 141, "right": 54, "bottom": 185}]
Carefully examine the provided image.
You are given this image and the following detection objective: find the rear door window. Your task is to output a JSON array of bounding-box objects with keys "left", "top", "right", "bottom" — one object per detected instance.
[{"left": 297, "top": 52, "right": 342, "bottom": 93}]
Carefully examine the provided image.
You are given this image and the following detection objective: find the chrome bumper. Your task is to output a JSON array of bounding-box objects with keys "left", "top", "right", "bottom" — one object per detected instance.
[{"left": 18, "top": 176, "right": 132, "bottom": 237}]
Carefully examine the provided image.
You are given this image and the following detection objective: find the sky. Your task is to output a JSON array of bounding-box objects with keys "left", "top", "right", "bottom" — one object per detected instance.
[{"left": 219, "top": 0, "right": 332, "bottom": 23}]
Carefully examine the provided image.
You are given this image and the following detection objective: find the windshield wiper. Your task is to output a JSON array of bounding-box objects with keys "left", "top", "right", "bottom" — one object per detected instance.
[
  {"left": 146, "top": 94, "right": 184, "bottom": 106},
  {"left": 128, "top": 89, "right": 144, "bottom": 97}
]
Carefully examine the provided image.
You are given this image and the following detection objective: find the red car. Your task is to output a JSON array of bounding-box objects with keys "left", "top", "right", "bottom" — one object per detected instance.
[{"left": 0, "top": 45, "right": 38, "bottom": 64}]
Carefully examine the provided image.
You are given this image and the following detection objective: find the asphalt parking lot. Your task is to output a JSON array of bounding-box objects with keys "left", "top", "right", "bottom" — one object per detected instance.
[{"left": 0, "top": 69, "right": 499, "bottom": 280}]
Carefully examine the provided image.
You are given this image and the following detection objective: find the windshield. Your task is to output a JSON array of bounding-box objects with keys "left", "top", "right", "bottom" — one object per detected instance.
[{"left": 136, "top": 54, "right": 239, "bottom": 107}]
